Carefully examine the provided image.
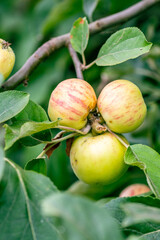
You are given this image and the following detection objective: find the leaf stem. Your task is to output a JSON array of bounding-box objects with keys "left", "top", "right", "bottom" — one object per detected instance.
[
  {"left": 36, "top": 132, "right": 78, "bottom": 159},
  {"left": 84, "top": 60, "right": 96, "bottom": 70},
  {"left": 82, "top": 52, "right": 86, "bottom": 66},
  {"left": 57, "top": 124, "right": 91, "bottom": 135}
]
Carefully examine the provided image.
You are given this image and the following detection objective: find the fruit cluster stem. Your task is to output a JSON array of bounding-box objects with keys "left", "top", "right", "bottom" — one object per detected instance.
[
  {"left": 88, "top": 112, "right": 107, "bottom": 135},
  {"left": 68, "top": 43, "right": 84, "bottom": 80}
]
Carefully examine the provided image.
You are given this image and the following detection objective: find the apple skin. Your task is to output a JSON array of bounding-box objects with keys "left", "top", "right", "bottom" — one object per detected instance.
[
  {"left": 48, "top": 78, "right": 97, "bottom": 129},
  {"left": 70, "top": 132, "right": 128, "bottom": 185},
  {"left": 97, "top": 80, "right": 147, "bottom": 133},
  {"left": 119, "top": 184, "right": 150, "bottom": 197},
  {"left": 0, "top": 39, "right": 15, "bottom": 81}
]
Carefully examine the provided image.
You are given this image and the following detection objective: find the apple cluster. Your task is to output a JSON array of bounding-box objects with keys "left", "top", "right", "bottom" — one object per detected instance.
[{"left": 48, "top": 78, "right": 147, "bottom": 185}]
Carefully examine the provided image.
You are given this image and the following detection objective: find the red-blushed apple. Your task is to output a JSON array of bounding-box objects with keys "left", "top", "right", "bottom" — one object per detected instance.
[
  {"left": 70, "top": 132, "right": 128, "bottom": 185},
  {"left": 48, "top": 78, "right": 97, "bottom": 129},
  {"left": 119, "top": 184, "right": 150, "bottom": 197},
  {"left": 0, "top": 39, "right": 15, "bottom": 81},
  {"left": 97, "top": 80, "right": 147, "bottom": 133}
]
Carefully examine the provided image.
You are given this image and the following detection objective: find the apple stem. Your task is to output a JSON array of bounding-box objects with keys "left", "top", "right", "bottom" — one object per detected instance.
[
  {"left": 106, "top": 126, "right": 130, "bottom": 148},
  {"left": 53, "top": 130, "right": 66, "bottom": 139},
  {"left": 36, "top": 132, "right": 78, "bottom": 159},
  {"left": 56, "top": 123, "right": 91, "bottom": 135}
]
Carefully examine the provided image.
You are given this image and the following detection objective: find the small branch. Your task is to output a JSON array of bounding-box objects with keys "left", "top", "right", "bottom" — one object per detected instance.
[
  {"left": 2, "top": 34, "right": 69, "bottom": 90},
  {"left": 2, "top": 0, "right": 159, "bottom": 90},
  {"left": 68, "top": 43, "right": 84, "bottom": 79},
  {"left": 89, "top": 0, "right": 160, "bottom": 34}
]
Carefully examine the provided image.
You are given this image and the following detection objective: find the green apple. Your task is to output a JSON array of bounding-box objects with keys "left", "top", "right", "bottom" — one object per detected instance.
[
  {"left": 97, "top": 80, "right": 147, "bottom": 133},
  {"left": 119, "top": 184, "right": 150, "bottom": 197},
  {"left": 48, "top": 78, "right": 97, "bottom": 129},
  {"left": 0, "top": 39, "right": 15, "bottom": 82},
  {"left": 70, "top": 132, "right": 128, "bottom": 185}
]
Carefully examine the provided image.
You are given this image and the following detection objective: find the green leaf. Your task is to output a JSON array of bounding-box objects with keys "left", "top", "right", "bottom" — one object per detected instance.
[
  {"left": 139, "top": 231, "right": 160, "bottom": 239},
  {"left": 4, "top": 120, "right": 59, "bottom": 150},
  {"left": 127, "top": 236, "right": 146, "bottom": 240},
  {"left": 0, "top": 125, "right": 5, "bottom": 180},
  {"left": 0, "top": 146, "right": 4, "bottom": 181},
  {"left": 105, "top": 196, "right": 160, "bottom": 237},
  {"left": 124, "top": 144, "right": 160, "bottom": 198},
  {"left": 15, "top": 100, "right": 52, "bottom": 146},
  {"left": 83, "top": 0, "right": 99, "bottom": 21},
  {"left": 0, "top": 159, "right": 60, "bottom": 240},
  {"left": 42, "top": 192, "right": 124, "bottom": 240},
  {"left": 15, "top": 99, "right": 49, "bottom": 122},
  {"left": 25, "top": 158, "right": 47, "bottom": 175},
  {"left": 122, "top": 202, "right": 160, "bottom": 227},
  {"left": 70, "top": 17, "right": 89, "bottom": 55},
  {"left": 0, "top": 90, "right": 29, "bottom": 123},
  {"left": 96, "top": 27, "right": 152, "bottom": 66}
]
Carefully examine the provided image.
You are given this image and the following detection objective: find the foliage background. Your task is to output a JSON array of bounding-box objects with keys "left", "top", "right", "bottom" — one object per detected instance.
[{"left": 1, "top": 0, "right": 160, "bottom": 192}]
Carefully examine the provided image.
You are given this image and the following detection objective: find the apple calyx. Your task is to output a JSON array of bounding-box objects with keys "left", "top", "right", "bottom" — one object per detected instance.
[
  {"left": 88, "top": 112, "right": 107, "bottom": 135},
  {"left": 1, "top": 40, "right": 11, "bottom": 49}
]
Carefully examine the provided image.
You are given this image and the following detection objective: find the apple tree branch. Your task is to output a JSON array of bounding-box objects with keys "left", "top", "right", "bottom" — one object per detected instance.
[{"left": 2, "top": 0, "right": 159, "bottom": 90}]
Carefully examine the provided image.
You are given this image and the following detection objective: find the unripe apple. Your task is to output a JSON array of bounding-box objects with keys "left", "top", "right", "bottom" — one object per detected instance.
[
  {"left": 48, "top": 78, "right": 97, "bottom": 129},
  {"left": 97, "top": 80, "right": 147, "bottom": 133},
  {"left": 70, "top": 132, "right": 128, "bottom": 185},
  {"left": 119, "top": 184, "right": 150, "bottom": 197},
  {"left": 0, "top": 39, "right": 15, "bottom": 81}
]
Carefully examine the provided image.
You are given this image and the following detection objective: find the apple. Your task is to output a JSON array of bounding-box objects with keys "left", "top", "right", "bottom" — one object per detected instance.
[
  {"left": 0, "top": 39, "right": 15, "bottom": 81},
  {"left": 70, "top": 132, "right": 128, "bottom": 185},
  {"left": 119, "top": 184, "right": 150, "bottom": 197},
  {"left": 97, "top": 80, "right": 147, "bottom": 133},
  {"left": 48, "top": 78, "right": 97, "bottom": 129}
]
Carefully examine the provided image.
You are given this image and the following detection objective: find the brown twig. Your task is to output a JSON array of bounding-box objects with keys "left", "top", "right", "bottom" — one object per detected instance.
[
  {"left": 89, "top": 0, "right": 159, "bottom": 34},
  {"left": 68, "top": 43, "right": 84, "bottom": 80},
  {"left": 2, "top": 34, "right": 69, "bottom": 90},
  {"left": 2, "top": 0, "right": 159, "bottom": 90}
]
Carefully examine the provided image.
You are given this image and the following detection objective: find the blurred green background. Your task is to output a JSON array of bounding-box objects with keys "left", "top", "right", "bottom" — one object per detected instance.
[{"left": 1, "top": 0, "right": 160, "bottom": 194}]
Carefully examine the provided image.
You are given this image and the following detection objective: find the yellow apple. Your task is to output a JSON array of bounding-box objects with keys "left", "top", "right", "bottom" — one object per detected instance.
[
  {"left": 0, "top": 39, "right": 15, "bottom": 81},
  {"left": 97, "top": 80, "right": 147, "bottom": 133},
  {"left": 70, "top": 132, "right": 128, "bottom": 185},
  {"left": 119, "top": 184, "right": 150, "bottom": 197},
  {"left": 48, "top": 78, "right": 97, "bottom": 129}
]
